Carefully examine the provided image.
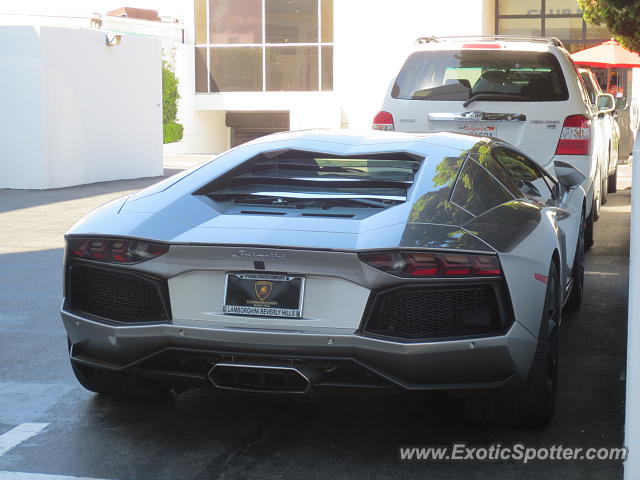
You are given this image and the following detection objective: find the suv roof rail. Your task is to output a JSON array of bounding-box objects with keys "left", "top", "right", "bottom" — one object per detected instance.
[{"left": 416, "top": 35, "right": 565, "bottom": 49}]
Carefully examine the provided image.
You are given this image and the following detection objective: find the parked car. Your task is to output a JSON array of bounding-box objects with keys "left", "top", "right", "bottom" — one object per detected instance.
[
  {"left": 62, "top": 130, "right": 586, "bottom": 427},
  {"left": 579, "top": 67, "right": 619, "bottom": 196},
  {"left": 373, "top": 36, "right": 616, "bottom": 248},
  {"left": 614, "top": 95, "right": 639, "bottom": 164}
]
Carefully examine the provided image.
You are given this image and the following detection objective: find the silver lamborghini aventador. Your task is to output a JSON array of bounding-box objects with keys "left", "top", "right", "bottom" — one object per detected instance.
[{"left": 62, "top": 130, "right": 586, "bottom": 427}]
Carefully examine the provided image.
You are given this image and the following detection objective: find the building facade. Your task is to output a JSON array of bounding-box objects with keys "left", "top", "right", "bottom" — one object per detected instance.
[{"left": 167, "top": 0, "right": 619, "bottom": 155}]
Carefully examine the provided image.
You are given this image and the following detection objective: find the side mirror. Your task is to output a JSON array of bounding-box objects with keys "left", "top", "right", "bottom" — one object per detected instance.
[
  {"left": 554, "top": 160, "right": 585, "bottom": 188},
  {"left": 597, "top": 93, "right": 615, "bottom": 114}
]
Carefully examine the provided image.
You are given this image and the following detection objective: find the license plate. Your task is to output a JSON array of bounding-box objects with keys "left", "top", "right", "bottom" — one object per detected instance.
[
  {"left": 456, "top": 124, "right": 497, "bottom": 137},
  {"left": 223, "top": 273, "right": 304, "bottom": 318}
]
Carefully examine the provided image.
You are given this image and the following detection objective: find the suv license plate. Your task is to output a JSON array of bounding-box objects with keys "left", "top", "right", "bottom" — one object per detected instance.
[{"left": 456, "top": 124, "right": 497, "bottom": 137}]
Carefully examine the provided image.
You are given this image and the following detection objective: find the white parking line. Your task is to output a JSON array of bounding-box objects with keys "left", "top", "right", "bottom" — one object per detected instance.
[
  {"left": 0, "top": 473, "right": 116, "bottom": 480},
  {"left": 0, "top": 423, "right": 48, "bottom": 457}
]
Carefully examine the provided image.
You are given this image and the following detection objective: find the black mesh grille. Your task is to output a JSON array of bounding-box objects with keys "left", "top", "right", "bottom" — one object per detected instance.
[
  {"left": 363, "top": 285, "right": 503, "bottom": 340},
  {"left": 68, "top": 264, "right": 169, "bottom": 322}
]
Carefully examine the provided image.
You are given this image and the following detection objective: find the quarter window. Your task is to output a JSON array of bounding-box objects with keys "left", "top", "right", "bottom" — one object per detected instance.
[
  {"left": 493, "top": 148, "right": 554, "bottom": 201},
  {"left": 451, "top": 157, "right": 514, "bottom": 216}
]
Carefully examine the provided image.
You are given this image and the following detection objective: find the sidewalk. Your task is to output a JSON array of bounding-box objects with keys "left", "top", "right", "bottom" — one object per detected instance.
[
  {"left": 163, "top": 154, "right": 212, "bottom": 171},
  {"left": 619, "top": 159, "right": 633, "bottom": 190}
]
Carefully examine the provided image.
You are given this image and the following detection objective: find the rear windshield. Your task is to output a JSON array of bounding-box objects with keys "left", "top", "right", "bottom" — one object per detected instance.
[
  {"left": 197, "top": 150, "right": 422, "bottom": 209},
  {"left": 392, "top": 50, "right": 568, "bottom": 102}
]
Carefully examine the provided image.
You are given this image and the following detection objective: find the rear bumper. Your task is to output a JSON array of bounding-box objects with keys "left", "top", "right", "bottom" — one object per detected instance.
[{"left": 62, "top": 306, "right": 538, "bottom": 392}]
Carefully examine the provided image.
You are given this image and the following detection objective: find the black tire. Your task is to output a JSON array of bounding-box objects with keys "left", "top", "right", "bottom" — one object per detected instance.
[
  {"left": 585, "top": 202, "right": 594, "bottom": 251},
  {"left": 600, "top": 172, "right": 608, "bottom": 205},
  {"left": 511, "top": 261, "right": 560, "bottom": 427},
  {"left": 68, "top": 340, "right": 170, "bottom": 399},
  {"left": 564, "top": 210, "right": 585, "bottom": 311},
  {"left": 608, "top": 168, "right": 618, "bottom": 193},
  {"left": 463, "top": 262, "right": 560, "bottom": 428}
]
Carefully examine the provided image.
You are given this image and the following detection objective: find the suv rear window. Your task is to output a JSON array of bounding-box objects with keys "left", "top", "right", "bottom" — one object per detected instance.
[{"left": 392, "top": 50, "right": 568, "bottom": 102}]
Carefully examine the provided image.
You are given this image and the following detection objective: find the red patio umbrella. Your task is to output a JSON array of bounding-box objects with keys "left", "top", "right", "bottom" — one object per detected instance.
[{"left": 571, "top": 39, "right": 640, "bottom": 91}]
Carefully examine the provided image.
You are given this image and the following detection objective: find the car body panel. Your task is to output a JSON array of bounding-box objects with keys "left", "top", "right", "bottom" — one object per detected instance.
[
  {"left": 580, "top": 67, "right": 620, "bottom": 177},
  {"left": 62, "top": 130, "right": 584, "bottom": 392}
]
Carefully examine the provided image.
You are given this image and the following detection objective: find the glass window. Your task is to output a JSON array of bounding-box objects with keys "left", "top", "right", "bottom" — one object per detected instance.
[
  {"left": 209, "top": 0, "right": 262, "bottom": 44},
  {"left": 210, "top": 47, "right": 262, "bottom": 92},
  {"left": 266, "top": 0, "right": 318, "bottom": 43},
  {"left": 392, "top": 51, "right": 568, "bottom": 102},
  {"left": 546, "top": 0, "right": 582, "bottom": 15},
  {"left": 195, "top": 0, "right": 207, "bottom": 44},
  {"left": 451, "top": 159, "right": 513, "bottom": 216},
  {"left": 266, "top": 46, "right": 318, "bottom": 91},
  {"left": 195, "top": 47, "right": 208, "bottom": 92},
  {"left": 498, "top": 0, "right": 541, "bottom": 15},
  {"left": 470, "top": 152, "right": 521, "bottom": 198},
  {"left": 497, "top": 18, "right": 542, "bottom": 37},
  {"left": 580, "top": 71, "right": 598, "bottom": 104},
  {"left": 321, "top": 45, "right": 333, "bottom": 91},
  {"left": 198, "top": 0, "right": 333, "bottom": 92},
  {"left": 497, "top": 1, "right": 610, "bottom": 49},
  {"left": 321, "top": 0, "right": 333, "bottom": 42},
  {"left": 545, "top": 17, "right": 583, "bottom": 41},
  {"left": 586, "top": 24, "right": 611, "bottom": 40},
  {"left": 492, "top": 148, "right": 554, "bottom": 201}
]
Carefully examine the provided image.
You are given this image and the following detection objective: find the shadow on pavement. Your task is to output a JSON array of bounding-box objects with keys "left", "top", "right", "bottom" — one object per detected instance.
[{"left": 0, "top": 169, "right": 181, "bottom": 214}]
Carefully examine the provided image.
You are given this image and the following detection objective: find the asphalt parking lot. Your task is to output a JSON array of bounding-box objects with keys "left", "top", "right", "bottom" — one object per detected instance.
[{"left": 0, "top": 162, "right": 632, "bottom": 480}]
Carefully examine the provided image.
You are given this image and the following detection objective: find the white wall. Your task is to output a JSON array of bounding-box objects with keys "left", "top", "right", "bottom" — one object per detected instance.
[
  {"left": 624, "top": 134, "right": 640, "bottom": 480},
  {"left": 0, "top": 25, "right": 163, "bottom": 189},
  {"left": 0, "top": 26, "right": 48, "bottom": 188},
  {"left": 334, "top": 0, "right": 484, "bottom": 130}
]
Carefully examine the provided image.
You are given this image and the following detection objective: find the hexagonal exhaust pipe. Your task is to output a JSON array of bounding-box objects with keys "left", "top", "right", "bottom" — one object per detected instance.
[{"left": 208, "top": 362, "right": 317, "bottom": 394}]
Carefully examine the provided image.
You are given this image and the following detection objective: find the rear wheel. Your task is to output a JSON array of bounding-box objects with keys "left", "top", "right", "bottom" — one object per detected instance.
[
  {"left": 512, "top": 261, "right": 560, "bottom": 427},
  {"left": 464, "top": 262, "right": 560, "bottom": 427},
  {"left": 608, "top": 168, "right": 618, "bottom": 193},
  {"left": 585, "top": 200, "right": 595, "bottom": 250},
  {"left": 565, "top": 211, "right": 585, "bottom": 311},
  {"left": 600, "top": 170, "right": 608, "bottom": 205},
  {"left": 68, "top": 340, "right": 170, "bottom": 399}
]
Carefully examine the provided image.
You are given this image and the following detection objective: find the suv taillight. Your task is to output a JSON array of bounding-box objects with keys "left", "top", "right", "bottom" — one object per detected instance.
[
  {"left": 555, "top": 114, "right": 591, "bottom": 155},
  {"left": 372, "top": 111, "right": 395, "bottom": 131},
  {"left": 359, "top": 251, "right": 501, "bottom": 278},
  {"left": 68, "top": 237, "right": 169, "bottom": 264}
]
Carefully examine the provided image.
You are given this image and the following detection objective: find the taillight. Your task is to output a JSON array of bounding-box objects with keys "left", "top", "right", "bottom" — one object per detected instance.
[
  {"left": 372, "top": 111, "right": 395, "bottom": 131},
  {"left": 359, "top": 251, "right": 501, "bottom": 277},
  {"left": 555, "top": 114, "right": 591, "bottom": 155},
  {"left": 68, "top": 237, "right": 169, "bottom": 264}
]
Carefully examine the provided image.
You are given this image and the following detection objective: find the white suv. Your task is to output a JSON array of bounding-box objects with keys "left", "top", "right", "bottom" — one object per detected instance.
[{"left": 374, "top": 36, "right": 616, "bottom": 248}]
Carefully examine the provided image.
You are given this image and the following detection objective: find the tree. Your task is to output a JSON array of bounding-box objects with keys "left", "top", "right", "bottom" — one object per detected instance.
[
  {"left": 162, "top": 63, "right": 183, "bottom": 143},
  {"left": 579, "top": 0, "right": 640, "bottom": 52}
]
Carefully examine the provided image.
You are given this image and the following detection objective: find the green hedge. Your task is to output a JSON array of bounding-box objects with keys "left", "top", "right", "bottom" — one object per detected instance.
[
  {"left": 163, "top": 122, "right": 184, "bottom": 144},
  {"left": 162, "top": 64, "right": 183, "bottom": 144}
]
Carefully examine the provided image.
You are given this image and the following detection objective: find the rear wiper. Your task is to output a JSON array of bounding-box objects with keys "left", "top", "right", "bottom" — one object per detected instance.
[{"left": 463, "top": 93, "right": 529, "bottom": 108}]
